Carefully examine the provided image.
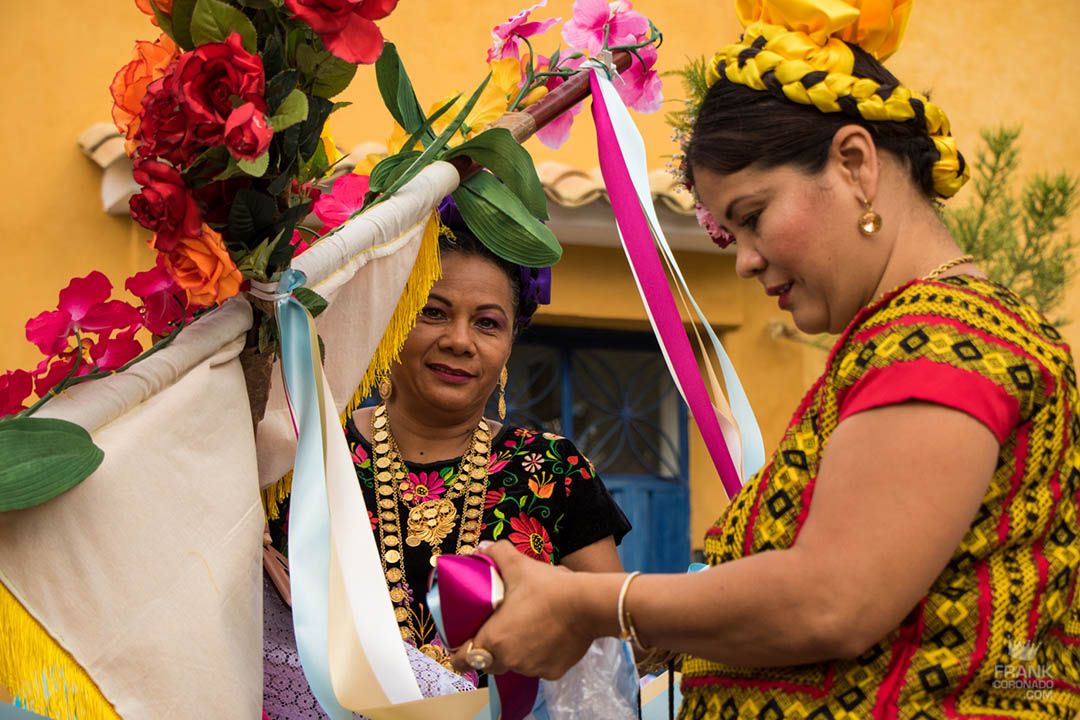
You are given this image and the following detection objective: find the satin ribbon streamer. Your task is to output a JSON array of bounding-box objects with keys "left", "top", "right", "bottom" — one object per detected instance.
[
  {"left": 428, "top": 554, "right": 541, "bottom": 720},
  {"left": 588, "top": 67, "right": 764, "bottom": 497},
  {"left": 275, "top": 268, "right": 353, "bottom": 720}
]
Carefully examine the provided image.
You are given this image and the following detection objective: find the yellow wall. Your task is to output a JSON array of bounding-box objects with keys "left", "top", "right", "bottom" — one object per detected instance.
[{"left": 3, "top": 1, "right": 1080, "bottom": 548}]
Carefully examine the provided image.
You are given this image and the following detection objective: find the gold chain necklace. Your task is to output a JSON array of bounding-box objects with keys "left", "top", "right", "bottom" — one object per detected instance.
[
  {"left": 370, "top": 403, "right": 491, "bottom": 640},
  {"left": 923, "top": 254, "right": 974, "bottom": 280}
]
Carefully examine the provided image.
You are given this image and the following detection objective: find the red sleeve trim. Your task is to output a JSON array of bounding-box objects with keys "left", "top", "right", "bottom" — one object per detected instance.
[{"left": 837, "top": 357, "right": 1019, "bottom": 444}]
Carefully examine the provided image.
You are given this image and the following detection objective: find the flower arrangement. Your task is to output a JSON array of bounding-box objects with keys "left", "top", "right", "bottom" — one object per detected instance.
[
  {"left": 0, "top": 0, "right": 400, "bottom": 511},
  {"left": 346, "top": 0, "right": 662, "bottom": 264},
  {"left": 0, "top": 0, "right": 664, "bottom": 513}
]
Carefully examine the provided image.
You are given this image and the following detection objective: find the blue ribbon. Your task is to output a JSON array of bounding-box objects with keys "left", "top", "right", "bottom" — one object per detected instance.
[{"left": 275, "top": 268, "right": 352, "bottom": 720}]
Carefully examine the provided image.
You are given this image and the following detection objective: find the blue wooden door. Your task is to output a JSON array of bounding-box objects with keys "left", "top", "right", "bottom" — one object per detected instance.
[{"left": 489, "top": 327, "right": 691, "bottom": 573}]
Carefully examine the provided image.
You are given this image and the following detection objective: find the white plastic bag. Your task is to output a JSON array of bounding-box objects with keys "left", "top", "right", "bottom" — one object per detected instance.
[{"left": 526, "top": 637, "right": 639, "bottom": 720}]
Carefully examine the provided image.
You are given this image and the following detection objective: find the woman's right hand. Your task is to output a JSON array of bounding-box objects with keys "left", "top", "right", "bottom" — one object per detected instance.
[{"left": 449, "top": 541, "right": 605, "bottom": 680}]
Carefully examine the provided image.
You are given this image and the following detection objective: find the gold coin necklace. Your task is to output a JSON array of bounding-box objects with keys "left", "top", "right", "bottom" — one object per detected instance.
[{"left": 371, "top": 402, "right": 491, "bottom": 643}]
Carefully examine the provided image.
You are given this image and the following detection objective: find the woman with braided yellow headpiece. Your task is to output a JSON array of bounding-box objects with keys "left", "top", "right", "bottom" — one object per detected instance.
[{"left": 449, "top": 0, "right": 1080, "bottom": 716}]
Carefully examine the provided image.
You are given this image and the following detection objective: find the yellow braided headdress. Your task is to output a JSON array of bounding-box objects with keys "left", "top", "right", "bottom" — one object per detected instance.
[{"left": 705, "top": 0, "right": 968, "bottom": 198}]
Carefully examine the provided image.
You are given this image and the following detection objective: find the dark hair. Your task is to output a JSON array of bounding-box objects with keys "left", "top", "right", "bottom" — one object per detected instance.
[
  {"left": 686, "top": 44, "right": 939, "bottom": 199},
  {"left": 437, "top": 228, "right": 538, "bottom": 335}
]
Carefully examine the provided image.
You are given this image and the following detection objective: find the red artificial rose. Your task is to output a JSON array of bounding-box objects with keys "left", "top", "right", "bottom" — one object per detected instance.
[
  {"left": 174, "top": 32, "right": 266, "bottom": 146},
  {"left": 130, "top": 159, "right": 202, "bottom": 251},
  {"left": 137, "top": 72, "right": 193, "bottom": 166},
  {"left": 224, "top": 102, "right": 273, "bottom": 161},
  {"left": 0, "top": 369, "right": 33, "bottom": 417},
  {"left": 285, "top": 0, "right": 399, "bottom": 64}
]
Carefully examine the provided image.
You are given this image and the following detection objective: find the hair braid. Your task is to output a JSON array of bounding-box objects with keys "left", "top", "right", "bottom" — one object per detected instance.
[{"left": 704, "top": 22, "right": 968, "bottom": 198}]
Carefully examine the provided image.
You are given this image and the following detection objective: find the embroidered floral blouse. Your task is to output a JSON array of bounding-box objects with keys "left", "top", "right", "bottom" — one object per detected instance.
[{"left": 343, "top": 418, "right": 631, "bottom": 666}]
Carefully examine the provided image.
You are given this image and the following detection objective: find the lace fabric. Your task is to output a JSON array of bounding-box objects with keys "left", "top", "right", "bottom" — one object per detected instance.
[{"left": 263, "top": 575, "right": 476, "bottom": 719}]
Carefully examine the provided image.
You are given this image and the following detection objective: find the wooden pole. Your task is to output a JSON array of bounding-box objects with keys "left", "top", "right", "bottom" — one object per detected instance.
[{"left": 449, "top": 50, "right": 634, "bottom": 180}]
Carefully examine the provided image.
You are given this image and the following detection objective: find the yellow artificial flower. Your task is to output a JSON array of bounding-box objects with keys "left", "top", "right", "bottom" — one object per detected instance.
[{"left": 319, "top": 121, "right": 343, "bottom": 169}]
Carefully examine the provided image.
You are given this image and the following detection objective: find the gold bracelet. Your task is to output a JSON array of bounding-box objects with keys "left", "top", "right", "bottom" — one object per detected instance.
[
  {"left": 617, "top": 571, "right": 641, "bottom": 642},
  {"left": 618, "top": 571, "right": 656, "bottom": 653}
]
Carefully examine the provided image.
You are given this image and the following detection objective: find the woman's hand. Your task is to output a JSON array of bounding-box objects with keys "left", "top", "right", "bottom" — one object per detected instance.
[{"left": 449, "top": 541, "right": 599, "bottom": 680}]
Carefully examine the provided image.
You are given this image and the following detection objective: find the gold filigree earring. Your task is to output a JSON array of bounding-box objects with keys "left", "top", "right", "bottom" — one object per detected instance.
[
  {"left": 498, "top": 366, "right": 508, "bottom": 421},
  {"left": 378, "top": 377, "right": 392, "bottom": 400},
  {"left": 858, "top": 199, "right": 882, "bottom": 235}
]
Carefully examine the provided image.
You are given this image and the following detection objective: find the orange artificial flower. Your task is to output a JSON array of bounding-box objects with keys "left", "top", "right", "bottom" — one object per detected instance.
[
  {"left": 110, "top": 33, "right": 179, "bottom": 148},
  {"left": 157, "top": 225, "right": 243, "bottom": 307},
  {"left": 134, "top": 0, "right": 175, "bottom": 24}
]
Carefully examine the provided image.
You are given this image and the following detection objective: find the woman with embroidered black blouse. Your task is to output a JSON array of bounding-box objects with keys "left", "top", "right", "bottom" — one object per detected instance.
[{"left": 343, "top": 197, "right": 630, "bottom": 677}]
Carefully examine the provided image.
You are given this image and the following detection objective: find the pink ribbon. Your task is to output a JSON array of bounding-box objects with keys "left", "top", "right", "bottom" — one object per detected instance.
[
  {"left": 429, "top": 554, "right": 539, "bottom": 720},
  {"left": 589, "top": 70, "right": 742, "bottom": 499}
]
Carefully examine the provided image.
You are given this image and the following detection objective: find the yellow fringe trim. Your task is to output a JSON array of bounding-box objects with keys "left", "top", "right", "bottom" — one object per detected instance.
[
  {"left": 262, "top": 471, "right": 293, "bottom": 522},
  {"left": 0, "top": 580, "right": 122, "bottom": 720},
  {"left": 356, "top": 209, "right": 442, "bottom": 401},
  {"left": 261, "top": 210, "right": 443, "bottom": 525}
]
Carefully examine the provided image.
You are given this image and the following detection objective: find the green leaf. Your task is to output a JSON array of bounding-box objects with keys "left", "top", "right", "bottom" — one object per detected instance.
[
  {"left": 0, "top": 418, "right": 104, "bottom": 512},
  {"left": 211, "top": 155, "right": 242, "bottom": 181},
  {"left": 293, "top": 287, "right": 328, "bottom": 318},
  {"left": 298, "top": 96, "right": 334, "bottom": 161},
  {"left": 453, "top": 171, "right": 562, "bottom": 267},
  {"left": 368, "top": 73, "right": 492, "bottom": 209},
  {"left": 443, "top": 127, "right": 549, "bottom": 220},
  {"left": 228, "top": 189, "right": 278, "bottom": 247},
  {"left": 312, "top": 53, "right": 359, "bottom": 98},
  {"left": 265, "top": 69, "right": 300, "bottom": 113},
  {"left": 375, "top": 42, "right": 426, "bottom": 136},
  {"left": 270, "top": 89, "right": 309, "bottom": 132},
  {"left": 236, "top": 235, "right": 275, "bottom": 279},
  {"left": 492, "top": 522, "right": 504, "bottom": 540},
  {"left": 494, "top": 508, "right": 505, "bottom": 520},
  {"left": 398, "top": 93, "right": 460, "bottom": 156},
  {"left": 147, "top": 0, "right": 176, "bottom": 42},
  {"left": 237, "top": 150, "right": 270, "bottom": 177},
  {"left": 296, "top": 43, "right": 317, "bottom": 75},
  {"left": 369, "top": 151, "right": 421, "bottom": 193},
  {"left": 190, "top": 0, "right": 258, "bottom": 51},
  {"left": 260, "top": 29, "right": 285, "bottom": 79},
  {"left": 170, "top": 0, "right": 198, "bottom": 50}
]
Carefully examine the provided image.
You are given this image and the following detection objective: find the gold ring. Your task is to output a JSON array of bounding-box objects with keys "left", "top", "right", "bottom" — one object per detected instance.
[{"left": 465, "top": 640, "right": 495, "bottom": 671}]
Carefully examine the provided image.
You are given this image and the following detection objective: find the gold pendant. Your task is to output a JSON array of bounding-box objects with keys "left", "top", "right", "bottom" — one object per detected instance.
[{"left": 406, "top": 498, "right": 457, "bottom": 548}]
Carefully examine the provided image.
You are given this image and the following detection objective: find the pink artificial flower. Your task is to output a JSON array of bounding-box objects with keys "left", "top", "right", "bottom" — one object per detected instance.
[
  {"left": 312, "top": 173, "right": 370, "bottom": 232},
  {"left": 487, "top": 1, "right": 560, "bottom": 62},
  {"left": 125, "top": 256, "right": 192, "bottom": 336},
  {"left": 562, "top": 0, "right": 649, "bottom": 55},
  {"left": 613, "top": 43, "right": 662, "bottom": 113},
  {"left": 31, "top": 355, "right": 82, "bottom": 398},
  {"left": 88, "top": 329, "right": 143, "bottom": 371},
  {"left": 0, "top": 369, "right": 33, "bottom": 417},
  {"left": 533, "top": 54, "right": 586, "bottom": 150},
  {"left": 25, "top": 272, "right": 142, "bottom": 357},
  {"left": 695, "top": 201, "right": 734, "bottom": 248}
]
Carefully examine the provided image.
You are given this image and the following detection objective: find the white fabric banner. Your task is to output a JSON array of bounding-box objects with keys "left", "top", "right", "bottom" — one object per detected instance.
[
  {"left": 256, "top": 161, "right": 462, "bottom": 490},
  {"left": 0, "top": 299, "right": 263, "bottom": 719}
]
